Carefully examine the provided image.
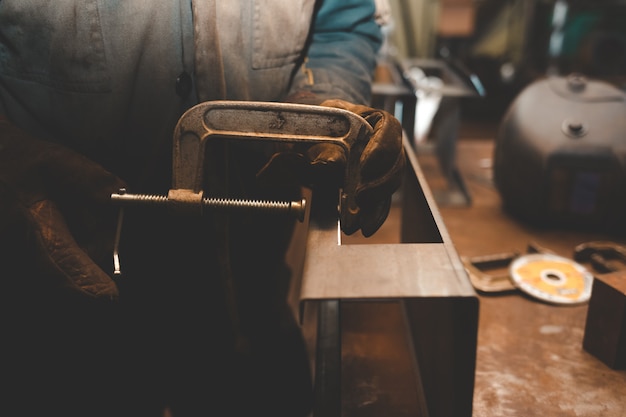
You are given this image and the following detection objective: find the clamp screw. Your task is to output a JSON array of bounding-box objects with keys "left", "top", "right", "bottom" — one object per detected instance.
[{"left": 111, "top": 189, "right": 307, "bottom": 222}]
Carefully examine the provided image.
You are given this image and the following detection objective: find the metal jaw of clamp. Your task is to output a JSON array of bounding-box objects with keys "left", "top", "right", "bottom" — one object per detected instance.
[{"left": 110, "top": 100, "right": 373, "bottom": 277}]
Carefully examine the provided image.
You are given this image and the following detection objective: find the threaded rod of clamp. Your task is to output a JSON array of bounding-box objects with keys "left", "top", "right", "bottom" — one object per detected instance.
[{"left": 111, "top": 189, "right": 306, "bottom": 222}]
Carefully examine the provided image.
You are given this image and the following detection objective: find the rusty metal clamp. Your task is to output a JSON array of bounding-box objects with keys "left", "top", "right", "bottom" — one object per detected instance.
[{"left": 111, "top": 100, "right": 373, "bottom": 277}]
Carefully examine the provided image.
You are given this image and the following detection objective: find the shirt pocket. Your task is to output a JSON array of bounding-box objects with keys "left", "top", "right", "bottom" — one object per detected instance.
[
  {"left": 251, "top": 0, "right": 316, "bottom": 69},
  {"left": 0, "top": 0, "right": 110, "bottom": 93}
]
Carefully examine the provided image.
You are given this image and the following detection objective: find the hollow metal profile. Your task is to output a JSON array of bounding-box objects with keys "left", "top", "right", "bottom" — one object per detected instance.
[{"left": 295, "top": 134, "right": 479, "bottom": 417}]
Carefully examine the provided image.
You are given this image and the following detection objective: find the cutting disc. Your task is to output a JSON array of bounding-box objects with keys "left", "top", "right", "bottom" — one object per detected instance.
[{"left": 509, "top": 253, "right": 593, "bottom": 305}]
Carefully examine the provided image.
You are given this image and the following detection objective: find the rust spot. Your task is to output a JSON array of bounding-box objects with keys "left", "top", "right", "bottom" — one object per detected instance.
[
  {"left": 269, "top": 113, "right": 286, "bottom": 130},
  {"left": 325, "top": 117, "right": 349, "bottom": 137}
]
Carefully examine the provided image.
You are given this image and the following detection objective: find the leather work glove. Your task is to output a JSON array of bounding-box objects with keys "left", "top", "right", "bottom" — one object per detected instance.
[
  {"left": 318, "top": 99, "right": 405, "bottom": 236},
  {"left": 257, "top": 99, "right": 405, "bottom": 237},
  {"left": 0, "top": 120, "right": 126, "bottom": 301}
]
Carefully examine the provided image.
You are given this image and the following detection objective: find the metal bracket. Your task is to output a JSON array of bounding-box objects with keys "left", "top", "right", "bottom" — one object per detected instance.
[
  {"left": 461, "top": 242, "right": 555, "bottom": 293},
  {"left": 574, "top": 241, "right": 626, "bottom": 274}
]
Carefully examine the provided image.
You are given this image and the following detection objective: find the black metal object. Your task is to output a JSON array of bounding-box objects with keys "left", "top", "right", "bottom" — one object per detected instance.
[{"left": 494, "top": 73, "right": 626, "bottom": 234}]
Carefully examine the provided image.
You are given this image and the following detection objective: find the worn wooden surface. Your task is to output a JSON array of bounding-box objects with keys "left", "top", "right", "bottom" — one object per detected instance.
[{"left": 422, "top": 138, "right": 626, "bottom": 416}]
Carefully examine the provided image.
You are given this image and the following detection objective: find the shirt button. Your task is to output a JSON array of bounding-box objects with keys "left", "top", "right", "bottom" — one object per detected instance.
[{"left": 176, "top": 72, "right": 193, "bottom": 98}]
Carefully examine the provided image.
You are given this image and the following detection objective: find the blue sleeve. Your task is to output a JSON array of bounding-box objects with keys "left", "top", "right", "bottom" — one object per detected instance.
[{"left": 288, "top": 0, "right": 383, "bottom": 105}]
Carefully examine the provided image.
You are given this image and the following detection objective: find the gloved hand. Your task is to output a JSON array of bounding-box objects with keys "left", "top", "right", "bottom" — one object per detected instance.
[
  {"left": 257, "top": 99, "right": 405, "bottom": 237},
  {"left": 318, "top": 99, "right": 405, "bottom": 236},
  {"left": 0, "top": 120, "right": 126, "bottom": 301}
]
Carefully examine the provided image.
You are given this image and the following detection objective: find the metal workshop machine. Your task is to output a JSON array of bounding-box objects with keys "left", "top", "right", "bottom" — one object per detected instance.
[{"left": 112, "top": 101, "right": 479, "bottom": 417}]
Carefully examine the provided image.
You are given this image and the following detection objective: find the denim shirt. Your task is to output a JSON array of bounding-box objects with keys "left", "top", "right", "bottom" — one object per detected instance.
[{"left": 0, "top": 0, "right": 381, "bottom": 185}]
